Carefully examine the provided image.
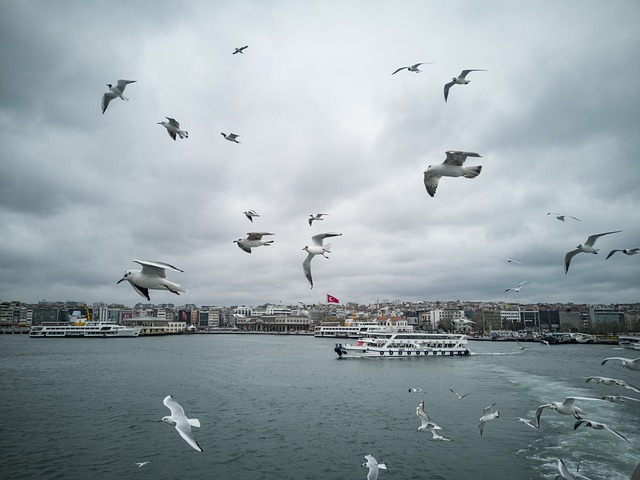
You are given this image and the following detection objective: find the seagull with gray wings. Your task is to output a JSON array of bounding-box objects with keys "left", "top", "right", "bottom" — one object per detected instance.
[
  {"left": 564, "top": 230, "right": 622, "bottom": 273},
  {"left": 444, "top": 69, "right": 485, "bottom": 102},
  {"left": 302, "top": 232, "right": 342, "bottom": 289},
  {"left": 158, "top": 117, "right": 189, "bottom": 140},
  {"left": 117, "top": 260, "right": 185, "bottom": 301},
  {"left": 606, "top": 247, "right": 639, "bottom": 259},
  {"left": 101, "top": 79, "right": 136, "bottom": 114},
  {"left": 547, "top": 212, "right": 580, "bottom": 222},
  {"left": 233, "top": 232, "right": 274, "bottom": 253},
  {"left": 423, "top": 151, "right": 482, "bottom": 197},
  {"left": 391, "top": 62, "right": 434, "bottom": 75}
]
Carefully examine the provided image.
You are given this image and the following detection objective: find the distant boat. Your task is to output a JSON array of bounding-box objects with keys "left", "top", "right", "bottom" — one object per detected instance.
[
  {"left": 314, "top": 320, "right": 412, "bottom": 338},
  {"left": 30, "top": 322, "right": 141, "bottom": 338},
  {"left": 334, "top": 331, "right": 470, "bottom": 358},
  {"left": 618, "top": 334, "right": 640, "bottom": 350}
]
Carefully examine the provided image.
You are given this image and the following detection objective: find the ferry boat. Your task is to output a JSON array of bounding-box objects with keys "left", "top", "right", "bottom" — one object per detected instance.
[
  {"left": 618, "top": 334, "right": 640, "bottom": 350},
  {"left": 334, "top": 331, "right": 470, "bottom": 358},
  {"left": 29, "top": 322, "right": 141, "bottom": 338},
  {"left": 314, "top": 320, "right": 413, "bottom": 338}
]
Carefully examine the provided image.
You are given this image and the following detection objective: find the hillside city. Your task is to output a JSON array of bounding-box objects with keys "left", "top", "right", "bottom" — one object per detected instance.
[{"left": 1, "top": 298, "right": 639, "bottom": 336}]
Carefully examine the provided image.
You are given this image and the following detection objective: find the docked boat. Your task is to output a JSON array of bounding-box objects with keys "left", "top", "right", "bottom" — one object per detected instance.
[
  {"left": 334, "top": 331, "right": 470, "bottom": 358},
  {"left": 314, "top": 320, "right": 413, "bottom": 338},
  {"left": 618, "top": 334, "right": 640, "bottom": 350},
  {"left": 29, "top": 322, "right": 141, "bottom": 338}
]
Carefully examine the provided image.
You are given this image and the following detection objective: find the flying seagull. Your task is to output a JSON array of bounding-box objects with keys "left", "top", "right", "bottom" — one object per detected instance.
[
  {"left": 501, "top": 257, "right": 521, "bottom": 264},
  {"left": 391, "top": 62, "right": 434, "bottom": 75},
  {"left": 302, "top": 232, "right": 342, "bottom": 289},
  {"left": 556, "top": 458, "right": 593, "bottom": 480},
  {"left": 308, "top": 213, "right": 329, "bottom": 226},
  {"left": 243, "top": 210, "right": 260, "bottom": 222},
  {"left": 233, "top": 232, "right": 274, "bottom": 254},
  {"left": 415, "top": 399, "right": 431, "bottom": 423},
  {"left": 444, "top": 69, "right": 485, "bottom": 102},
  {"left": 606, "top": 248, "right": 639, "bottom": 260},
  {"left": 423, "top": 150, "right": 482, "bottom": 197},
  {"left": 362, "top": 455, "right": 387, "bottom": 480},
  {"left": 534, "top": 396, "right": 604, "bottom": 428},
  {"left": 221, "top": 132, "right": 241, "bottom": 143},
  {"left": 233, "top": 45, "right": 248, "bottom": 54},
  {"left": 158, "top": 117, "right": 189, "bottom": 141},
  {"left": 159, "top": 395, "right": 202, "bottom": 452},
  {"left": 573, "top": 419, "right": 630, "bottom": 443},
  {"left": 601, "top": 395, "right": 640, "bottom": 403},
  {"left": 449, "top": 388, "right": 471, "bottom": 400},
  {"left": 564, "top": 230, "right": 622, "bottom": 273},
  {"left": 601, "top": 356, "right": 640, "bottom": 371},
  {"left": 478, "top": 404, "right": 499, "bottom": 436},
  {"left": 134, "top": 461, "right": 151, "bottom": 468},
  {"left": 505, "top": 280, "right": 528, "bottom": 293},
  {"left": 547, "top": 212, "right": 581, "bottom": 222},
  {"left": 408, "top": 387, "right": 426, "bottom": 393},
  {"left": 101, "top": 79, "right": 136, "bottom": 114},
  {"left": 517, "top": 417, "right": 538, "bottom": 430},
  {"left": 117, "top": 260, "right": 185, "bottom": 301}
]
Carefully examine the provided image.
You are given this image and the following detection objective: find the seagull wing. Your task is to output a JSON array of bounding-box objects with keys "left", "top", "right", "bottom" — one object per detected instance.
[
  {"left": 423, "top": 170, "right": 440, "bottom": 197},
  {"left": 235, "top": 240, "right": 252, "bottom": 253},
  {"left": 534, "top": 404, "right": 551, "bottom": 428},
  {"left": 391, "top": 66, "right": 407, "bottom": 75},
  {"left": 564, "top": 248, "right": 581, "bottom": 274},
  {"left": 246, "top": 232, "right": 273, "bottom": 241},
  {"left": 135, "top": 260, "right": 184, "bottom": 275},
  {"left": 167, "top": 128, "right": 177, "bottom": 140},
  {"left": 131, "top": 284, "right": 150, "bottom": 301},
  {"left": 606, "top": 249, "right": 621, "bottom": 259},
  {"left": 567, "top": 215, "right": 581, "bottom": 221},
  {"left": 101, "top": 91, "right": 118, "bottom": 113},
  {"left": 584, "top": 230, "right": 622, "bottom": 247},
  {"left": 115, "top": 79, "right": 136, "bottom": 91},
  {"left": 302, "top": 253, "right": 314, "bottom": 288},
  {"left": 163, "top": 395, "right": 186, "bottom": 416},
  {"left": 443, "top": 150, "right": 481, "bottom": 166},
  {"left": 443, "top": 80, "right": 455, "bottom": 102},
  {"left": 311, "top": 232, "right": 342, "bottom": 246},
  {"left": 166, "top": 117, "right": 180, "bottom": 128},
  {"left": 459, "top": 69, "right": 485, "bottom": 78}
]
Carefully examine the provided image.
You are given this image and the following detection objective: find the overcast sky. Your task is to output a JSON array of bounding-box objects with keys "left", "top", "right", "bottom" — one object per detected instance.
[{"left": 1, "top": 0, "right": 639, "bottom": 307}]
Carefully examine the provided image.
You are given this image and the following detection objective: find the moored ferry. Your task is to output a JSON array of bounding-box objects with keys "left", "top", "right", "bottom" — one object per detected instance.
[
  {"left": 314, "top": 320, "right": 413, "bottom": 338},
  {"left": 30, "top": 322, "right": 141, "bottom": 338},
  {"left": 618, "top": 334, "right": 640, "bottom": 350},
  {"left": 334, "top": 331, "right": 470, "bottom": 358}
]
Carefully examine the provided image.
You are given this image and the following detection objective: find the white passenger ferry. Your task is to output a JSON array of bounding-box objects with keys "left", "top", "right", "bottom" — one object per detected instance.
[
  {"left": 29, "top": 322, "right": 141, "bottom": 338},
  {"left": 334, "top": 331, "right": 470, "bottom": 358},
  {"left": 618, "top": 334, "right": 640, "bottom": 350},
  {"left": 314, "top": 321, "right": 413, "bottom": 338}
]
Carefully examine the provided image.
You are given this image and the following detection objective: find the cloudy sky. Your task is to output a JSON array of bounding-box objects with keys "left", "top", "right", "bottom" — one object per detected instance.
[{"left": 1, "top": 0, "right": 639, "bottom": 307}]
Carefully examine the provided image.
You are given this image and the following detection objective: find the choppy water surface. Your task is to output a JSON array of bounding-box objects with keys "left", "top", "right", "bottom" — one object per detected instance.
[{"left": 1, "top": 334, "right": 638, "bottom": 479}]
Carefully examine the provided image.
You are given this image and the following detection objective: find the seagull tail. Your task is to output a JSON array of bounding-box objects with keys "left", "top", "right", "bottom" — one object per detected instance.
[
  {"left": 264, "top": 241, "right": 274, "bottom": 246},
  {"left": 188, "top": 418, "right": 200, "bottom": 428},
  {"left": 121, "top": 95, "right": 129, "bottom": 101},
  {"left": 323, "top": 243, "right": 332, "bottom": 252},
  {"left": 464, "top": 166, "right": 482, "bottom": 178}
]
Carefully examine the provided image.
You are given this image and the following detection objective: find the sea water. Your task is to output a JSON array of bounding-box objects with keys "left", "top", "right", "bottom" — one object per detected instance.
[{"left": 0, "top": 334, "right": 638, "bottom": 479}]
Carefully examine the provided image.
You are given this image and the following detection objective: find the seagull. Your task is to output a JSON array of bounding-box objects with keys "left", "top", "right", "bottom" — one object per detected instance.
[
  {"left": 157, "top": 117, "right": 189, "bottom": 141},
  {"left": 302, "top": 232, "right": 342, "bottom": 289},
  {"left": 573, "top": 419, "right": 630, "bottom": 443},
  {"left": 606, "top": 248, "right": 639, "bottom": 259},
  {"left": 517, "top": 417, "right": 538, "bottom": 430},
  {"left": 233, "top": 232, "right": 274, "bottom": 253},
  {"left": 443, "top": 69, "right": 485, "bottom": 102},
  {"left": 416, "top": 399, "right": 431, "bottom": 424},
  {"left": 534, "top": 397, "right": 604, "bottom": 428},
  {"left": 501, "top": 257, "right": 521, "bottom": 264},
  {"left": 117, "top": 260, "right": 185, "bottom": 301},
  {"left": 547, "top": 212, "right": 581, "bottom": 222},
  {"left": 541, "top": 339, "right": 550, "bottom": 347},
  {"left": 557, "top": 458, "right": 593, "bottom": 480},
  {"left": 449, "top": 388, "right": 471, "bottom": 400},
  {"left": 585, "top": 375, "right": 638, "bottom": 388},
  {"left": 408, "top": 387, "right": 426, "bottom": 393},
  {"left": 135, "top": 461, "right": 151, "bottom": 468},
  {"left": 564, "top": 230, "right": 623, "bottom": 273},
  {"left": 430, "top": 430, "right": 452, "bottom": 441},
  {"left": 232, "top": 45, "right": 248, "bottom": 54},
  {"left": 516, "top": 340, "right": 526, "bottom": 350},
  {"left": 601, "top": 395, "right": 640, "bottom": 403},
  {"left": 101, "top": 79, "right": 136, "bottom": 114},
  {"left": 308, "top": 213, "right": 329, "bottom": 226},
  {"left": 159, "top": 395, "right": 202, "bottom": 452},
  {"left": 391, "top": 62, "right": 434, "bottom": 75},
  {"left": 423, "top": 150, "right": 482, "bottom": 197},
  {"left": 243, "top": 210, "right": 260, "bottom": 222},
  {"left": 478, "top": 404, "right": 499, "bottom": 436},
  {"left": 221, "top": 132, "right": 241, "bottom": 143},
  {"left": 601, "top": 356, "right": 640, "bottom": 371},
  {"left": 362, "top": 455, "right": 387, "bottom": 480},
  {"left": 505, "top": 280, "right": 528, "bottom": 293}
]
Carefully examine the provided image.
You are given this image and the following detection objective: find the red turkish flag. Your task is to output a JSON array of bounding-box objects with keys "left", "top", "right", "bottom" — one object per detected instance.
[{"left": 327, "top": 294, "right": 340, "bottom": 303}]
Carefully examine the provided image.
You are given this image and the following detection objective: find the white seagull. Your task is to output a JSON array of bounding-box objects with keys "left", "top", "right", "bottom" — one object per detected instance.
[
  {"left": 564, "top": 230, "right": 623, "bottom": 273},
  {"left": 606, "top": 248, "right": 639, "bottom": 260},
  {"left": 362, "top": 455, "right": 387, "bottom": 480},
  {"left": 221, "top": 132, "right": 241, "bottom": 143},
  {"left": 516, "top": 340, "right": 526, "bottom": 350},
  {"left": 517, "top": 417, "right": 538, "bottom": 430},
  {"left": 444, "top": 69, "right": 485, "bottom": 102},
  {"left": 547, "top": 212, "right": 581, "bottom": 222},
  {"left": 101, "top": 79, "right": 136, "bottom": 114},
  {"left": 501, "top": 257, "right": 521, "bottom": 264},
  {"left": 573, "top": 419, "right": 630, "bottom": 443},
  {"left": 134, "top": 461, "right": 151, "bottom": 468},
  {"left": 449, "top": 388, "right": 471, "bottom": 400},
  {"left": 430, "top": 430, "right": 452, "bottom": 441},
  {"left": 601, "top": 356, "right": 640, "bottom": 371},
  {"left": 408, "top": 387, "right": 426, "bottom": 393},
  {"left": 308, "top": 213, "right": 329, "bottom": 226},
  {"left": 117, "top": 260, "right": 185, "bottom": 301},
  {"left": 391, "top": 62, "right": 434, "bottom": 75},
  {"left": 534, "top": 397, "right": 604, "bottom": 428},
  {"left": 478, "top": 404, "right": 499, "bottom": 436},
  {"left": 233, "top": 232, "right": 274, "bottom": 254},
  {"left": 505, "top": 280, "right": 528, "bottom": 293},
  {"left": 159, "top": 395, "right": 202, "bottom": 452},
  {"left": 601, "top": 395, "right": 640, "bottom": 403},
  {"left": 302, "top": 232, "right": 342, "bottom": 289},
  {"left": 243, "top": 210, "right": 260, "bottom": 222},
  {"left": 233, "top": 45, "right": 248, "bottom": 54},
  {"left": 158, "top": 117, "right": 189, "bottom": 141},
  {"left": 416, "top": 399, "right": 431, "bottom": 425},
  {"left": 557, "top": 458, "right": 593, "bottom": 480},
  {"left": 423, "top": 150, "right": 482, "bottom": 197}
]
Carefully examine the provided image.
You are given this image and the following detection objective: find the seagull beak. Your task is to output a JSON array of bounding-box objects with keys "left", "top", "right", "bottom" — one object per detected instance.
[{"left": 117, "top": 278, "right": 125, "bottom": 284}]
